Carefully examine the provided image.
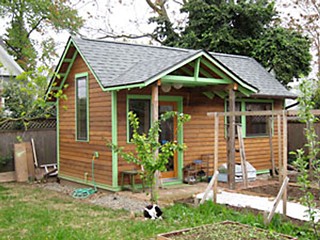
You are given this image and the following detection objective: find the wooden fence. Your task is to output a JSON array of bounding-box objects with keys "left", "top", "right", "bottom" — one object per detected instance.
[
  {"left": 0, "top": 119, "right": 56, "bottom": 173},
  {"left": 287, "top": 120, "right": 320, "bottom": 157}
]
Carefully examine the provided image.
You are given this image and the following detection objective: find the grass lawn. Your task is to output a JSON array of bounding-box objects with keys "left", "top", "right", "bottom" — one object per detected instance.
[{"left": 0, "top": 183, "right": 315, "bottom": 239}]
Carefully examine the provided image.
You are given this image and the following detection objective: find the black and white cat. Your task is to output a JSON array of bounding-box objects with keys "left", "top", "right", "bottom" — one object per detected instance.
[{"left": 143, "top": 204, "right": 163, "bottom": 220}]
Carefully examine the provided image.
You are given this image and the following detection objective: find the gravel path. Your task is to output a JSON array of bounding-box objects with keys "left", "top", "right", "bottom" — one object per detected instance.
[{"left": 40, "top": 182, "right": 149, "bottom": 212}]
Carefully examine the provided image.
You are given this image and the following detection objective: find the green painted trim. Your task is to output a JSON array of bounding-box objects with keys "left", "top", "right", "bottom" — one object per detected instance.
[
  {"left": 176, "top": 97, "right": 184, "bottom": 180},
  {"left": 213, "top": 91, "right": 228, "bottom": 99},
  {"left": 111, "top": 91, "right": 118, "bottom": 188},
  {"left": 63, "top": 58, "right": 72, "bottom": 63},
  {"left": 56, "top": 99, "right": 60, "bottom": 172},
  {"left": 181, "top": 65, "right": 193, "bottom": 76},
  {"left": 59, "top": 174, "right": 121, "bottom": 192},
  {"left": 143, "top": 51, "right": 205, "bottom": 87},
  {"left": 256, "top": 169, "right": 270, "bottom": 175},
  {"left": 59, "top": 50, "right": 78, "bottom": 90},
  {"left": 75, "top": 72, "right": 90, "bottom": 142},
  {"left": 163, "top": 180, "right": 183, "bottom": 186},
  {"left": 46, "top": 39, "right": 73, "bottom": 99},
  {"left": 71, "top": 39, "right": 105, "bottom": 92},
  {"left": 202, "top": 92, "right": 215, "bottom": 100},
  {"left": 201, "top": 53, "right": 258, "bottom": 93},
  {"left": 194, "top": 57, "right": 201, "bottom": 81},
  {"left": 105, "top": 83, "right": 146, "bottom": 92},
  {"left": 161, "top": 75, "right": 231, "bottom": 85},
  {"left": 238, "top": 85, "right": 252, "bottom": 97},
  {"left": 126, "top": 94, "right": 184, "bottom": 181}
]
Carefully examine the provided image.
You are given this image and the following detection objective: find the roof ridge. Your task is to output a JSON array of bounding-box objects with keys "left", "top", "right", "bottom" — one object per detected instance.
[
  {"left": 211, "top": 52, "right": 252, "bottom": 60},
  {"left": 73, "top": 36, "right": 193, "bottom": 53}
]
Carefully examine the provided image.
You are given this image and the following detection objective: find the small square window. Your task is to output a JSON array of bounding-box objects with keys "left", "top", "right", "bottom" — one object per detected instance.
[
  {"left": 246, "top": 102, "right": 272, "bottom": 136},
  {"left": 128, "top": 99, "right": 150, "bottom": 140}
]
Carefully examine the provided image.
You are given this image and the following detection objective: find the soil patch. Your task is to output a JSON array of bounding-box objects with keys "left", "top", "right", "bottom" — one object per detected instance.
[
  {"left": 242, "top": 183, "right": 320, "bottom": 207},
  {"left": 158, "top": 221, "right": 296, "bottom": 240}
]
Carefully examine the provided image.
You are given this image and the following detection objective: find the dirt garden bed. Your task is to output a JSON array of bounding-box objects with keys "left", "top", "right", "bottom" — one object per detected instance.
[
  {"left": 241, "top": 183, "right": 320, "bottom": 207},
  {"left": 157, "top": 221, "right": 297, "bottom": 240}
]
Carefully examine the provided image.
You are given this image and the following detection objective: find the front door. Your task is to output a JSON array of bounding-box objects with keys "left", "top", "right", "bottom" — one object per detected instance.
[{"left": 159, "top": 101, "right": 178, "bottom": 178}]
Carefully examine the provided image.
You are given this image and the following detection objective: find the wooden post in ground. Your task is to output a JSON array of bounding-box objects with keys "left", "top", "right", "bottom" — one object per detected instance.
[
  {"left": 227, "top": 88, "right": 236, "bottom": 190},
  {"left": 264, "top": 176, "right": 289, "bottom": 225},
  {"left": 151, "top": 83, "right": 160, "bottom": 201},
  {"left": 237, "top": 125, "right": 248, "bottom": 188},
  {"left": 282, "top": 111, "right": 288, "bottom": 216},
  {"left": 213, "top": 113, "right": 219, "bottom": 203},
  {"left": 277, "top": 114, "right": 282, "bottom": 182},
  {"left": 268, "top": 117, "right": 276, "bottom": 176},
  {"left": 200, "top": 171, "right": 219, "bottom": 205}
]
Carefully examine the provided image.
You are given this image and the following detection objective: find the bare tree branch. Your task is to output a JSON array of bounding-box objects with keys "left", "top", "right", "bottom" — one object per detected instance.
[{"left": 96, "top": 33, "right": 154, "bottom": 40}]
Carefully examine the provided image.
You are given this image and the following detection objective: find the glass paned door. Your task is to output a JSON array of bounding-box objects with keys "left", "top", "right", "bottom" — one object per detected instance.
[{"left": 159, "top": 101, "right": 178, "bottom": 178}]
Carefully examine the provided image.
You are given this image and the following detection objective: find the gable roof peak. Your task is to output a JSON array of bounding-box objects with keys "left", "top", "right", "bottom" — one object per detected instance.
[{"left": 72, "top": 36, "right": 194, "bottom": 53}]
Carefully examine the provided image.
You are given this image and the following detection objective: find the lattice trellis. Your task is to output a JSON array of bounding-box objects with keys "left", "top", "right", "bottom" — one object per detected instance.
[{"left": 0, "top": 118, "right": 56, "bottom": 131}]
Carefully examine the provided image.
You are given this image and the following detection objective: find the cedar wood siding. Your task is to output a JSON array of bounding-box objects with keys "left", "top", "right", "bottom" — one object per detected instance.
[
  {"left": 59, "top": 54, "right": 113, "bottom": 186},
  {"left": 117, "top": 87, "right": 283, "bottom": 184}
]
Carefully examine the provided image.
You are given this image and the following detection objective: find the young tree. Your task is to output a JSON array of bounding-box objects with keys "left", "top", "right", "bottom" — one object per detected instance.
[
  {"left": 0, "top": 0, "right": 84, "bottom": 70},
  {"left": 146, "top": 0, "right": 312, "bottom": 86},
  {"left": 109, "top": 111, "right": 190, "bottom": 203},
  {"left": 0, "top": 66, "right": 66, "bottom": 129},
  {"left": 291, "top": 79, "right": 320, "bottom": 238}
]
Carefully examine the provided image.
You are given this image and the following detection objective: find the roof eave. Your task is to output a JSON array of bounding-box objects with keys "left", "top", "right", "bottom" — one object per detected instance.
[{"left": 250, "top": 93, "right": 297, "bottom": 99}]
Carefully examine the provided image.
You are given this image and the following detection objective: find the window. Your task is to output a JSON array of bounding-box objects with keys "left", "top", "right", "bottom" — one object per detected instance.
[
  {"left": 128, "top": 99, "right": 150, "bottom": 139},
  {"left": 246, "top": 102, "right": 272, "bottom": 136},
  {"left": 76, "top": 74, "right": 88, "bottom": 141},
  {"left": 225, "top": 100, "right": 273, "bottom": 137}
]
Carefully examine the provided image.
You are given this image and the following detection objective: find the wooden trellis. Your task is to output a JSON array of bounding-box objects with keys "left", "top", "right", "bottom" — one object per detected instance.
[{"left": 207, "top": 109, "right": 320, "bottom": 214}]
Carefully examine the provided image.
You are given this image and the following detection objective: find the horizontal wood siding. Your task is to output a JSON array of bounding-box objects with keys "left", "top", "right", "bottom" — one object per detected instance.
[
  {"left": 117, "top": 88, "right": 284, "bottom": 182},
  {"left": 59, "top": 55, "right": 112, "bottom": 186}
]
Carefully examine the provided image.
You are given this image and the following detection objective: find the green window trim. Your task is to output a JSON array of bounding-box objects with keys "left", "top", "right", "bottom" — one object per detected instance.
[
  {"left": 126, "top": 94, "right": 184, "bottom": 180},
  {"left": 75, "top": 72, "right": 90, "bottom": 142},
  {"left": 224, "top": 99, "right": 274, "bottom": 138}
]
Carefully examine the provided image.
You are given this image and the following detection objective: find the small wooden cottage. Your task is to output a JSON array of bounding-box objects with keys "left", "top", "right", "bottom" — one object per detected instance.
[{"left": 47, "top": 36, "right": 295, "bottom": 191}]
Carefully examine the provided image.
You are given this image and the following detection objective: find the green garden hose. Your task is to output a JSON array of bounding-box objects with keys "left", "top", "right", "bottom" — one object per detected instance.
[{"left": 72, "top": 155, "right": 97, "bottom": 199}]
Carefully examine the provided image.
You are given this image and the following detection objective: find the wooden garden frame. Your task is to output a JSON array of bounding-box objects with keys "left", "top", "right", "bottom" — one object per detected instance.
[{"left": 207, "top": 109, "right": 320, "bottom": 213}]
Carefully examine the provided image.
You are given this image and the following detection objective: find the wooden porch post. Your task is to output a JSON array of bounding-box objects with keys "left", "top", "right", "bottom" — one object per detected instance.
[
  {"left": 277, "top": 114, "right": 283, "bottom": 183},
  {"left": 228, "top": 87, "right": 236, "bottom": 190},
  {"left": 213, "top": 113, "right": 219, "bottom": 203},
  {"left": 282, "top": 110, "right": 288, "bottom": 215},
  {"left": 152, "top": 82, "right": 160, "bottom": 198}
]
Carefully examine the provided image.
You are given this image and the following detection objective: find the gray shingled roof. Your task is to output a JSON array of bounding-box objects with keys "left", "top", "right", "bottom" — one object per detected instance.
[
  {"left": 73, "top": 37, "right": 198, "bottom": 88},
  {"left": 212, "top": 53, "right": 296, "bottom": 98},
  {"left": 72, "top": 37, "right": 295, "bottom": 98}
]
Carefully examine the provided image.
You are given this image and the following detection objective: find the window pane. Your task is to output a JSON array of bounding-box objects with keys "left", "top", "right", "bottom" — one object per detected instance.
[
  {"left": 246, "top": 102, "right": 272, "bottom": 136},
  {"left": 76, "top": 77, "right": 88, "bottom": 140},
  {"left": 129, "top": 99, "right": 150, "bottom": 139}
]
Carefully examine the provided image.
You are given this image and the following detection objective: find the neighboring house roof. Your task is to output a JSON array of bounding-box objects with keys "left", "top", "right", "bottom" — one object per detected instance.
[
  {"left": 51, "top": 37, "right": 296, "bottom": 99},
  {"left": 0, "top": 43, "right": 23, "bottom": 77}
]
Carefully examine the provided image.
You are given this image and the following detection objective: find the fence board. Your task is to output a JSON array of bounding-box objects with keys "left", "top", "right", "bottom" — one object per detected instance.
[
  {"left": 0, "top": 129, "right": 56, "bottom": 173},
  {"left": 287, "top": 121, "right": 320, "bottom": 156}
]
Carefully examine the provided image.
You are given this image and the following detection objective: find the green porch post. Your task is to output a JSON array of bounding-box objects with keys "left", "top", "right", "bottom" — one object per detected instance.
[{"left": 111, "top": 91, "right": 118, "bottom": 188}]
